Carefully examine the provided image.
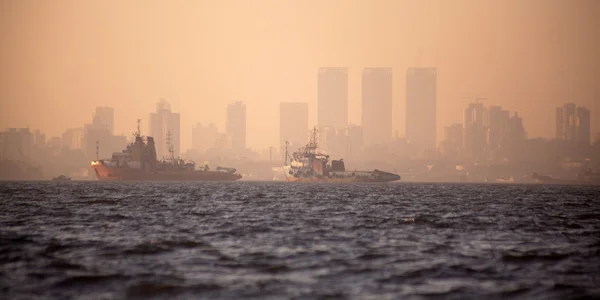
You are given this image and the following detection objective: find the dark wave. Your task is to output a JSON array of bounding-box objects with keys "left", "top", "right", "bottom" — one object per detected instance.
[{"left": 1, "top": 181, "right": 599, "bottom": 299}]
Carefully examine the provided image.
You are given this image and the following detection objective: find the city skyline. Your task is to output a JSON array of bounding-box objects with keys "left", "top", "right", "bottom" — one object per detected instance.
[{"left": 1, "top": 0, "right": 599, "bottom": 151}]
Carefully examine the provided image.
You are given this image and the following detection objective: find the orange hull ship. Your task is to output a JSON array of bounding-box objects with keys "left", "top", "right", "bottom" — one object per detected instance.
[
  {"left": 91, "top": 161, "right": 241, "bottom": 181},
  {"left": 91, "top": 122, "right": 241, "bottom": 182}
]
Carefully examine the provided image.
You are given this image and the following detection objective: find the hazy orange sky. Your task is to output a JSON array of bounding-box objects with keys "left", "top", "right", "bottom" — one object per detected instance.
[{"left": 1, "top": 0, "right": 599, "bottom": 151}]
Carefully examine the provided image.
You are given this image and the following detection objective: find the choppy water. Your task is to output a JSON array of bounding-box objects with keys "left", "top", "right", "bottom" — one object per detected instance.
[{"left": 1, "top": 182, "right": 599, "bottom": 299}]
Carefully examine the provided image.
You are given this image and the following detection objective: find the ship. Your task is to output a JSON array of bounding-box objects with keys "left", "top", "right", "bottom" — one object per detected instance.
[
  {"left": 90, "top": 121, "right": 242, "bottom": 181},
  {"left": 282, "top": 127, "right": 401, "bottom": 183}
]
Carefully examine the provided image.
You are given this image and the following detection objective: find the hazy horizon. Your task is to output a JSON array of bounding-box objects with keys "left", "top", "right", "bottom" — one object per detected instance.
[{"left": 1, "top": 0, "right": 599, "bottom": 151}]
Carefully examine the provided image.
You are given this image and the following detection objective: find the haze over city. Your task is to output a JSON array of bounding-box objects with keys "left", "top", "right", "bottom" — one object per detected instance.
[
  {"left": 2, "top": 0, "right": 599, "bottom": 151},
  {"left": 2, "top": 3, "right": 600, "bottom": 298}
]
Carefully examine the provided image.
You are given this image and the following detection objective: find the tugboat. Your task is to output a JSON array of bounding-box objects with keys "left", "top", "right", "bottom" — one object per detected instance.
[
  {"left": 90, "top": 120, "right": 242, "bottom": 181},
  {"left": 283, "top": 127, "right": 401, "bottom": 183}
]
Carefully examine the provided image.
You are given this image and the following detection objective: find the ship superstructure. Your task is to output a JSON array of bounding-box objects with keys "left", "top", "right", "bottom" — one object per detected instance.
[
  {"left": 283, "top": 127, "right": 400, "bottom": 182},
  {"left": 90, "top": 120, "right": 241, "bottom": 181}
]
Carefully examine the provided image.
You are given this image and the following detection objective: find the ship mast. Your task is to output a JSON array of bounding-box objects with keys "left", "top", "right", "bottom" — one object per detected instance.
[
  {"left": 305, "top": 126, "right": 319, "bottom": 155},
  {"left": 96, "top": 140, "right": 99, "bottom": 161},
  {"left": 284, "top": 141, "right": 289, "bottom": 165}
]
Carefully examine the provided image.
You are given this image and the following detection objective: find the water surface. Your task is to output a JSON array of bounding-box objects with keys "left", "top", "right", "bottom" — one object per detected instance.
[{"left": 1, "top": 182, "right": 599, "bottom": 299}]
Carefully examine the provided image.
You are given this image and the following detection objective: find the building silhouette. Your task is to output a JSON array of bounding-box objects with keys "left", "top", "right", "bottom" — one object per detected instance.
[
  {"left": 441, "top": 123, "right": 463, "bottom": 160},
  {"left": 280, "top": 102, "right": 308, "bottom": 152},
  {"left": 62, "top": 127, "right": 84, "bottom": 150},
  {"left": 346, "top": 124, "right": 364, "bottom": 160},
  {"left": 92, "top": 107, "right": 114, "bottom": 135},
  {"left": 362, "top": 67, "right": 392, "bottom": 147},
  {"left": 150, "top": 100, "right": 181, "bottom": 159},
  {"left": 463, "top": 101, "right": 487, "bottom": 161},
  {"left": 556, "top": 103, "right": 590, "bottom": 146},
  {"left": 192, "top": 122, "right": 219, "bottom": 154},
  {"left": 83, "top": 124, "right": 126, "bottom": 160},
  {"left": 226, "top": 101, "right": 247, "bottom": 152},
  {"left": 318, "top": 126, "right": 346, "bottom": 159},
  {"left": 318, "top": 67, "right": 348, "bottom": 130},
  {"left": 576, "top": 106, "right": 591, "bottom": 146},
  {"left": 506, "top": 112, "right": 526, "bottom": 150},
  {"left": 34, "top": 130, "right": 46, "bottom": 148},
  {"left": 487, "top": 106, "right": 510, "bottom": 150},
  {"left": 0, "top": 128, "right": 33, "bottom": 161},
  {"left": 406, "top": 68, "right": 437, "bottom": 155}
]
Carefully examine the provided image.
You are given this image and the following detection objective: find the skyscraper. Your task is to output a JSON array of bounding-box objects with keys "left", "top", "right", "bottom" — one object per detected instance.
[
  {"left": 318, "top": 67, "right": 348, "bottom": 129},
  {"left": 576, "top": 106, "right": 591, "bottom": 146},
  {"left": 362, "top": 67, "right": 392, "bottom": 147},
  {"left": 280, "top": 102, "right": 309, "bottom": 150},
  {"left": 506, "top": 112, "right": 526, "bottom": 146},
  {"left": 92, "top": 106, "right": 114, "bottom": 135},
  {"left": 226, "top": 101, "right": 247, "bottom": 151},
  {"left": 463, "top": 101, "right": 487, "bottom": 161},
  {"left": 487, "top": 106, "right": 510, "bottom": 150},
  {"left": 406, "top": 68, "right": 437, "bottom": 154},
  {"left": 150, "top": 100, "right": 181, "bottom": 159},
  {"left": 556, "top": 103, "right": 591, "bottom": 146},
  {"left": 556, "top": 103, "right": 576, "bottom": 141}
]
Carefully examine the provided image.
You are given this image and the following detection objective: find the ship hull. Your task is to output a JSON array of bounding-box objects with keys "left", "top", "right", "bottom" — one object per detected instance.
[
  {"left": 285, "top": 177, "right": 399, "bottom": 183},
  {"left": 91, "top": 162, "right": 241, "bottom": 182},
  {"left": 283, "top": 166, "right": 400, "bottom": 183}
]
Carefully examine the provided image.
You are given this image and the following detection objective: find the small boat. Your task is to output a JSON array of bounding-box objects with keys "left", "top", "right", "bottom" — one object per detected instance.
[{"left": 52, "top": 175, "right": 71, "bottom": 181}]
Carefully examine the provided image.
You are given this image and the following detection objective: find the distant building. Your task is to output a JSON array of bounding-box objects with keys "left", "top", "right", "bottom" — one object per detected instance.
[
  {"left": 92, "top": 106, "right": 115, "bottom": 135},
  {"left": 34, "top": 130, "right": 46, "bottom": 147},
  {"left": 83, "top": 124, "right": 126, "bottom": 160},
  {"left": 556, "top": 103, "right": 590, "bottom": 146},
  {"left": 318, "top": 126, "right": 346, "bottom": 159},
  {"left": 593, "top": 133, "right": 600, "bottom": 146},
  {"left": 226, "top": 101, "right": 247, "bottom": 151},
  {"left": 576, "top": 106, "right": 591, "bottom": 146},
  {"left": 62, "top": 127, "right": 84, "bottom": 150},
  {"left": 441, "top": 123, "right": 463, "bottom": 160},
  {"left": 192, "top": 122, "right": 219, "bottom": 153},
  {"left": 487, "top": 106, "right": 510, "bottom": 150},
  {"left": 362, "top": 67, "right": 393, "bottom": 147},
  {"left": 0, "top": 128, "right": 34, "bottom": 161},
  {"left": 506, "top": 112, "right": 526, "bottom": 146},
  {"left": 346, "top": 124, "right": 364, "bottom": 160},
  {"left": 406, "top": 68, "right": 437, "bottom": 154},
  {"left": 49, "top": 136, "right": 62, "bottom": 149},
  {"left": 463, "top": 101, "right": 487, "bottom": 161},
  {"left": 280, "top": 102, "right": 309, "bottom": 152},
  {"left": 150, "top": 100, "right": 181, "bottom": 159},
  {"left": 214, "top": 133, "right": 232, "bottom": 150},
  {"left": 318, "top": 67, "right": 348, "bottom": 129}
]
